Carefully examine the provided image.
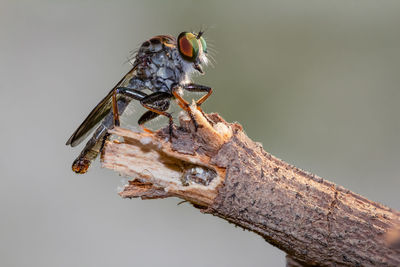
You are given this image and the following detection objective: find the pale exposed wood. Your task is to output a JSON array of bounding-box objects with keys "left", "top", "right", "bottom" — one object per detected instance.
[
  {"left": 102, "top": 107, "right": 232, "bottom": 207},
  {"left": 101, "top": 105, "right": 400, "bottom": 266}
]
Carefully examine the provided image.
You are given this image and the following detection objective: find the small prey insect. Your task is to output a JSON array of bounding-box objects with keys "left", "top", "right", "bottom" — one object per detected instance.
[{"left": 66, "top": 31, "right": 212, "bottom": 174}]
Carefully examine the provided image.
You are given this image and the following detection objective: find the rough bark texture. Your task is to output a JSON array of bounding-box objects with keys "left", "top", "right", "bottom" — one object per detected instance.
[
  {"left": 286, "top": 255, "right": 315, "bottom": 267},
  {"left": 101, "top": 107, "right": 400, "bottom": 267},
  {"left": 207, "top": 127, "right": 400, "bottom": 266}
]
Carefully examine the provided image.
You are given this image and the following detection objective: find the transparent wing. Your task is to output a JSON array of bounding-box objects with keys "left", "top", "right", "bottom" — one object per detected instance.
[{"left": 66, "top": 64, "right": 138, "bottom": 147}]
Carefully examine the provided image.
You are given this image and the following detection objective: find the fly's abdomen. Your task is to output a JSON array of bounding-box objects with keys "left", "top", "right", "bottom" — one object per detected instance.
[
  {"left": 71, "top": 98, "right": 130, "bottom": 174},
  {"left": 72, "top": 136, "right": 104, "bottom": 174}
]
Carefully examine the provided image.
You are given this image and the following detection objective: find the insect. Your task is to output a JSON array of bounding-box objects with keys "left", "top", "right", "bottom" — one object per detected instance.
[{"left": 66, "top": 31, "right": 212, "bottom": 174}]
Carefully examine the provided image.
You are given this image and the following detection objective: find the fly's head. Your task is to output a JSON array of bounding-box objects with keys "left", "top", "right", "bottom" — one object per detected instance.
[{"left": 176, "top": 31, "right": 209, "bottom": 76}]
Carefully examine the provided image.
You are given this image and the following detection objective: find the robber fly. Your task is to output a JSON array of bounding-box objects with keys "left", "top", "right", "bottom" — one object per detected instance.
[{"left": 66, "top": 31, "right": 212, "bottom": 174}]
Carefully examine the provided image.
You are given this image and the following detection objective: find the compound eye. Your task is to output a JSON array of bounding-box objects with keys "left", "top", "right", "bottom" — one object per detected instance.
[
  {"left": 199, "top": 36, "right": 207, "bottom": 53},
  {"left": 177, "top": 32, "right": 199, "bottom": 62}
]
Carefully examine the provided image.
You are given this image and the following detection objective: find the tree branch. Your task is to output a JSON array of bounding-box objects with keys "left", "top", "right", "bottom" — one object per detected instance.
[{"left": 101, "top": 105, "right": 400, "bottom": 266}]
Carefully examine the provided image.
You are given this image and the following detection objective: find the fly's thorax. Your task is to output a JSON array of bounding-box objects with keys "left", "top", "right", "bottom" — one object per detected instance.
[
  {"left": 129, "top": 40, "right": 191, "bottom": 93},
  {"left": 137, "top": 35, "right": 175, "bottom": 54},
  {"left": 127, "top": 33, "right": 208, "bottom": 93},
  {"left": 129, "top": 51, "right": 185, "bottom": 93}
]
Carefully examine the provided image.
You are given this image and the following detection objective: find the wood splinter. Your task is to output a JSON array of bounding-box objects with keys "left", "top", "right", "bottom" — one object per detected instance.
[
  {"left": 101, "top": 103, "right": 400, "bottom": 267},
  {"left": 102, "top": 103, "right": 233, "bottom": 207}
]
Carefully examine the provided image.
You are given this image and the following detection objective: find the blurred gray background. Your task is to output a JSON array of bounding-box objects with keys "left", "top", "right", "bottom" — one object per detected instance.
[{"left": 1, "top": 1, "right": 399, "bottom": 266}]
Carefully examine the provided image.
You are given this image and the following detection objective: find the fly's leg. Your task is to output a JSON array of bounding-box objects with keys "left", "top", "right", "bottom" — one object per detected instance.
[
  {"left": 172, "top": 86, "right": 199, "bottom": 131},
  {"left": 112, "top": 91, "right": 120, "bottom": 127},
  {"left": 112, "top": 88, "right": 174, "bottom": 137},
  {"left": 183, "top": 84, "right": 213, "bottom": 106},
  {"left": 181, "top": 83, "right": 214, "bottom": 126},
  {"left": 138, "top": 111, "right": 161, "bottom": 133},
  {"left": 112, "top": 87, "right": 148, "bottom": 127},
  {"left": 72, "top": 88, "right": 147, "bottom": 174},
  {"left": 139, "top": 92, "right": 174, "bottom": 139}
]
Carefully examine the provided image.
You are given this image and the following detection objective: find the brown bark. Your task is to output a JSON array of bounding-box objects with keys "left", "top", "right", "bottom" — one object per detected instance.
[{"left": 101, "top": 106, "right": 400, "bottom": 266}]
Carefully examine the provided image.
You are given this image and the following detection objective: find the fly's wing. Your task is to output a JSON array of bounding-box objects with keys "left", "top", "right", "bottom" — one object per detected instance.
[
  {"left": 65, "top": 88, "right": 115, "bottom": 147},
  {"left": 66, "top": 64, "right": 138, "bottom": 147}
]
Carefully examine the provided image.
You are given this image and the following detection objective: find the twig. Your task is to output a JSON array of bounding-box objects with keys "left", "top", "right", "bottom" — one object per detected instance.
[{"left": 101, "top": 105, "right": 400, "bottom": 266}]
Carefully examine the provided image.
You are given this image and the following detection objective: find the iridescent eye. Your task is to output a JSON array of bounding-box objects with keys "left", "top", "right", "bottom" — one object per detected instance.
[
  {"left": 199, "top": 36, "right": 207, "bottom": 53},
  {"left": 177, "top": 32, "right": 199, "bottom": 62}
]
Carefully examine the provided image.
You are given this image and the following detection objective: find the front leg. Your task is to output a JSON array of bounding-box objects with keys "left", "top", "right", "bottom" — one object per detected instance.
[
  {"left": 172, "top": 85, "right": 199, "bottom": 131},
  {"left": 182, "top": 83, "right": 213, "bottom": 125},
  {"left": 183, "top": 83, "right": 213, "bottom": 107}
]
